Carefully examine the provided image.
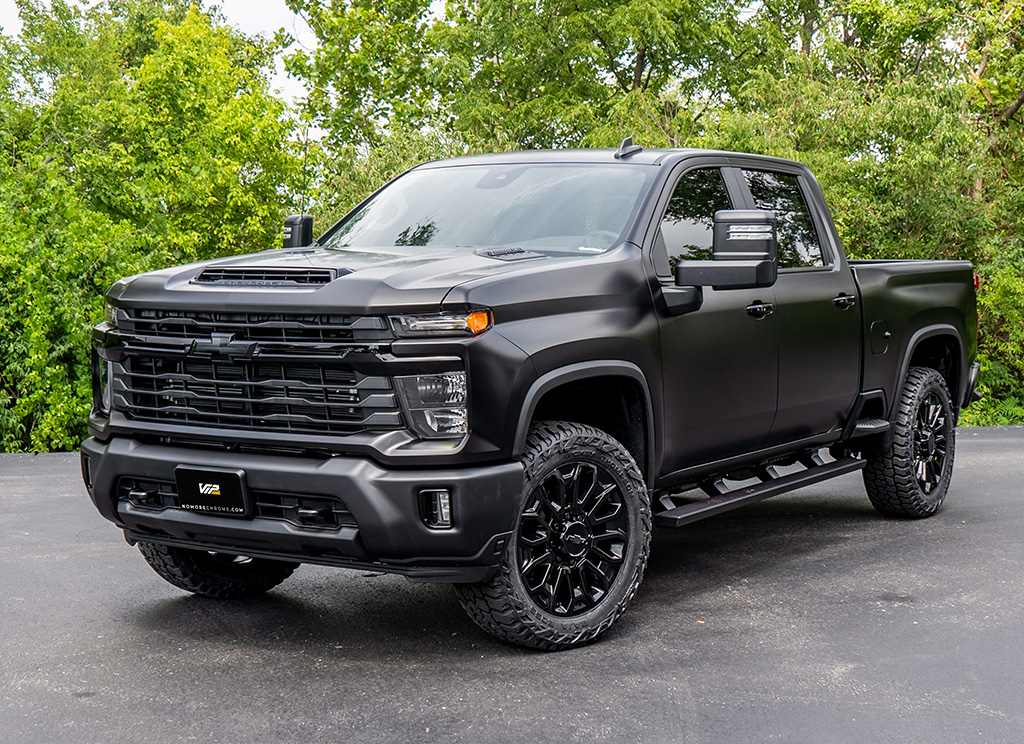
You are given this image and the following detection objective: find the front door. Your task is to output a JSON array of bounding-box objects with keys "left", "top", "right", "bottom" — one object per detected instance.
[{"left": 654, "top": 165, "right": 779, "bottom": 475}]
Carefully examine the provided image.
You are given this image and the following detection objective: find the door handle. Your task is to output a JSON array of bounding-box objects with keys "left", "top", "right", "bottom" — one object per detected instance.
[
  {"left": 833, "top": 293, "right": 857, "bottom": 310},
  {"left": 746, "top": 301, "right": 774, "bottom": 319}
]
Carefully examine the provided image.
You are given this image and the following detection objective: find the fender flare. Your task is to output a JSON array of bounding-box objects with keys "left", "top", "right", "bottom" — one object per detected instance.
[
  {"left": 512, "top": 361, "right": 656, "bottom": 483},
  {"left": 891, "top": 324, "right": 966, "bottom": 417}
]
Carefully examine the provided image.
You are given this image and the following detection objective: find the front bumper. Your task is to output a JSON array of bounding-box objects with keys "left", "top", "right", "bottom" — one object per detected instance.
[{"left": 81, "top": 437, "right": 524, "bottom": 582}]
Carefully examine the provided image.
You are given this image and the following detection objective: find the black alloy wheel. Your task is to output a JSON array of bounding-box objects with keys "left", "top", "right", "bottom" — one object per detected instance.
[
  {"left": 912, "top": 390, "right": 949, "bottom": 495},
  {"left": 518, "top": 461, "right": 631, "bottom": 617}
]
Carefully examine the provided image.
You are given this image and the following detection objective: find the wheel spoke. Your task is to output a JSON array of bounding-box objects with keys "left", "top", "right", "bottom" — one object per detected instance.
[
  {"left": 540, "top": 474, "right": 566, "bottom": 516},
  {"left": 572, "top": 565, "right": 598, "bottom": 609},
  {"left": 519, "top": 532, "right": 548, "bottom": 548},
  {"left": 577, "top": 468, "right": 601, "bottom": 509},
  {"left": 561, "top": 566, "right": 579, "bottom": 613},
  {"left": 573, "top": 464, "right": 596, "bottom": 508},
  {"left": 564, "top": 464, "right": 583, "bottom": 508},
  {"left": 590, "top": 500, "right": 623, "bottom": 524},
  {"left": 548, "top": 566, "right": 567, "bottom": 613},
  {"left": 915, "top": 403, "right": 928, "bottom": 430},
  {"left": 521, "top": 550, "right": 554, "bottom": 575},
  {"left": 584, "top": 481, "right": 616, "bottom": 513},
  {"left": 582, "top": 559, "right": 611, "bottom": 593},
  {"left": 591, "top": 533, "right": 626, "bottom": 563}
]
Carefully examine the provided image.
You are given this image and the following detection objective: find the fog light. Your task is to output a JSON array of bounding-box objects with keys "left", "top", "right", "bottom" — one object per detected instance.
[{"left": 421, "top": 489, "right": 452, "bottom": 529}]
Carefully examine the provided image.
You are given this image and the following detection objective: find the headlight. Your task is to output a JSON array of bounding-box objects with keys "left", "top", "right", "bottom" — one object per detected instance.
[
  {"left": 390, "top": 310, "right": 492, "bottom": 338},
  {"left": 395, "top": 372, "right": 468, "bottom": 438},
  {"left": 104, "top": 302, "right": 118, "bottom": 327},
  {"left": 93, "top": 351, "right": 112, "bottom": 415}
]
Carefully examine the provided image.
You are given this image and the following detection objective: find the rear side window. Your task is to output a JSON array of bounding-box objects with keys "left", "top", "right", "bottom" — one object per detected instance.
[
  {"left": 743, "top": 170, "right": 824, "bottom": 268},
  {"left": 660, "top": 168, "right": 732, "bottom": 270}
]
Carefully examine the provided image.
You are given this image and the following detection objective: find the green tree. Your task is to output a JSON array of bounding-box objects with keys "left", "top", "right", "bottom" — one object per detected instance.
[
  {"left": 285, "top": 0, "right": 740, "bottom": 148},
  {"left": 0, "top": 1, "right": 300, "bottom": 451}
]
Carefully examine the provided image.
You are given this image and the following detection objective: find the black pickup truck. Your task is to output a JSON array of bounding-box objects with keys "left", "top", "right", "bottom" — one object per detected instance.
[{"left": 81, "top": 143, "right": 979, "bottom": 650}]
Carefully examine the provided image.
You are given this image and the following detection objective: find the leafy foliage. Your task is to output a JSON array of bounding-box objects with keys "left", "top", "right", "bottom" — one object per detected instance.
[
  {"left": 0, "top": 1, "right": 300, "bottom": 451},
  {"left": 284, "top": 0, "right": 741, "bottom": 148}
]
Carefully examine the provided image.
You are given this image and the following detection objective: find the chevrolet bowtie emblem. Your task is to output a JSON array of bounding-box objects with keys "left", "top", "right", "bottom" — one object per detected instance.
[{"left": 190, "top": 332, "right": 257, "bottom": 359}]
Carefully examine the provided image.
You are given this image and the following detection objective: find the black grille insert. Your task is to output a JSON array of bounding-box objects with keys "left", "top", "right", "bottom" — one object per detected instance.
[
  {"left": 118, "top": 477, "right": 357, "bottom": 529},
  {"left": 121, "top": 309, "right": 392, "bottom": 344},
  {"left": 118, "top": 357, "right": 400, "bottom": 436}
]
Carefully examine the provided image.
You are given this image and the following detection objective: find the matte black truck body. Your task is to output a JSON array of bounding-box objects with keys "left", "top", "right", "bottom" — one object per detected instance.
[{"left": 81, "top": 147, "right": 978, "bottom": 648}]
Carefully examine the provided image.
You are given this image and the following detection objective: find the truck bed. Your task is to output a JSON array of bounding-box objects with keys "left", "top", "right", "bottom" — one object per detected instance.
[{"left": 850, "top": 259, "right": 977, "bottom": 411}]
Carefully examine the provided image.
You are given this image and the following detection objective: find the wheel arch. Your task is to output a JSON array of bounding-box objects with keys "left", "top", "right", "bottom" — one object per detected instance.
[
  {"left": 512, "top": 362, "right": 655, "bottom": 485},
  {"left": 892, "top": 325, "right": 965, "bottom": 418}
]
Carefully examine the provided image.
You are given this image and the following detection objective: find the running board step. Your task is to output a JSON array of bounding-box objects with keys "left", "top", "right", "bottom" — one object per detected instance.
[
  {"left": 654, "top": 456, "right": 867, "bottom": 528},
  {"left": 850, "top": 417, "right": 890, "bottom": 438}
]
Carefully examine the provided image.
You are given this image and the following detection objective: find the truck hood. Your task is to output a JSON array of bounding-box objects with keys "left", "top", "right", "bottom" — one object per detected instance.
[{"left": 110, "top": 245, "right": 578, "bottom": 314}]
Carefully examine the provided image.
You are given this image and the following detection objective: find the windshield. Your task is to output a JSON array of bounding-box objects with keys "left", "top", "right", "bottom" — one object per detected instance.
[{"left": 322, "top": 163, "right": 651, "bottom": 255}]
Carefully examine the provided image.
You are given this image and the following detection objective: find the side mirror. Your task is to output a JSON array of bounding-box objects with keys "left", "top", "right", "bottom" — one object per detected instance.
[
  {"left": 283, "top": 214, "right": 314, "bottom": 248},
  {"left": 675, "top": 210, "right": 778, "bottom": 290}
]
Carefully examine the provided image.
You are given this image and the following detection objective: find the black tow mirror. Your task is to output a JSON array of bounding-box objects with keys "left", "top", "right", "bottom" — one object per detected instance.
[
  {"left": 282, "top": 214, "right": 314, "bottom": 248},
  {"left": 675, "top": 210, "right": 778, "bottom": 290}
]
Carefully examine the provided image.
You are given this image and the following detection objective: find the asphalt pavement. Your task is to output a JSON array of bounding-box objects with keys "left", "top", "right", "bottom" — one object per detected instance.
[{"left": 2, "top": 427, "right": 1023, "bottom": 743}]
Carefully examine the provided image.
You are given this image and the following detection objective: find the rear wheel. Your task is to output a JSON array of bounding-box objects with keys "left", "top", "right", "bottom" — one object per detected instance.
[
  {"left": 863, "top": 366, "right": 956, "bottom": 518},
  {"left": 456, "top": 421, "right": 651, "bottom": 650},
  {"left": 138, "top": 542, "right": 299, "bottom": 599}
]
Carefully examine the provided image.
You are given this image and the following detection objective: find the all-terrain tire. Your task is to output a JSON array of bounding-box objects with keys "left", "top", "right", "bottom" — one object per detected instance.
[
  {"left": 455, "top": 421, "right": 651, "bottom": 651},
  {"left": 138, "top": 542, "right": 299, "bottom": 599},
  {"left": 863, "top": 366, "right": 956, "bottom": 519}
]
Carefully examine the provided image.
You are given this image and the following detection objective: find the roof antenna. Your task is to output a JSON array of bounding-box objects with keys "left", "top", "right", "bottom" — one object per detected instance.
[
  {"left": 614, "top": 136, "right": 643, "bottom": 159},
  {"left": 300, "top": 125, "right": 309, "bottom": 215}
]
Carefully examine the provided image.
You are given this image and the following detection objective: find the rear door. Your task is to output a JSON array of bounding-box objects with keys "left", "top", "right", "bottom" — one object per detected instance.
[
  {"left": 653, "top": 162, "right": 779, "bottom": 474},
  {"left": 733, "top": 164, "right": 861, "bottom": 445}
]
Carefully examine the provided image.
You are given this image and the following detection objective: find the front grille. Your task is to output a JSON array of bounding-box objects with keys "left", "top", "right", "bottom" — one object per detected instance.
[
  {"left": 113, "top": 308, "right": 404, "bottom": 437},
  {"left": 121, "top": 309, "right": 392, "bottom": 344},
  {"left": 194, "top": 267, "right": 336, "bottom": 286},
  {"left": 118, "top": 477, "right": 358, "bottom": 530},
  {"left": 118, "top": 356, "right": 401, "bottom": 436}
]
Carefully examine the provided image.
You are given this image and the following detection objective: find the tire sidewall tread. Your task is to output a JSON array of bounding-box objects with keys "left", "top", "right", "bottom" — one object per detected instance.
[{"left": 138, "top": 542, "right": 298, "bottom": 599}]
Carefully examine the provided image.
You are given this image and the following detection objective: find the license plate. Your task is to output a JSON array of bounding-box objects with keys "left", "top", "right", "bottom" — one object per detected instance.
[{"left": 175, "top": 467, "right": 251, "bottom": 518}]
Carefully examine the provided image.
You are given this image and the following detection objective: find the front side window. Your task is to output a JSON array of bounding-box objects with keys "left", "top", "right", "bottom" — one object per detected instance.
[
  {"left": 322, "top": 164, "right": 652, "bottom": 256},
  {"left": 660, "top": 168, "right": 732, "bottom": 271},
  {"left": 743, "top": 170, "right": 824, "bottom": 268}
]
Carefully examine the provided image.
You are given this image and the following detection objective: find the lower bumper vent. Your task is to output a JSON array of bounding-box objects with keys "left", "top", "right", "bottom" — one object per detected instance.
[{"left": 117, "top": 477, "right": 357, "bottom": 530}]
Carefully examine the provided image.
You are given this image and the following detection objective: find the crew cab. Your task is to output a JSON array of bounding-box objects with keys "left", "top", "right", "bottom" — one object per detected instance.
[{"left": 81, "top": 142, "right": 979, "bottom": 650}]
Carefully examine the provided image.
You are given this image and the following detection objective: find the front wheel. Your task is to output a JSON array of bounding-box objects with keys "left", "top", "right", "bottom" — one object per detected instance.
[
  {"left": 138, "top": 542, "right": 299, "bottom": 599},
  {"left": 455, "top": 421, "right": 651, "bottom": 650},
  {"left": 863, "top": 366, "right": 956, "bottom": 518}
]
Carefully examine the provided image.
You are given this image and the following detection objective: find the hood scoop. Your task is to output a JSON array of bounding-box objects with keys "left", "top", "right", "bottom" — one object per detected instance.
[
  {"left": 474, "top": 246, "right": 545, "bottom": 262},
  {"left": 193, "top": 267, "right": 349, "bottom": 287}
]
